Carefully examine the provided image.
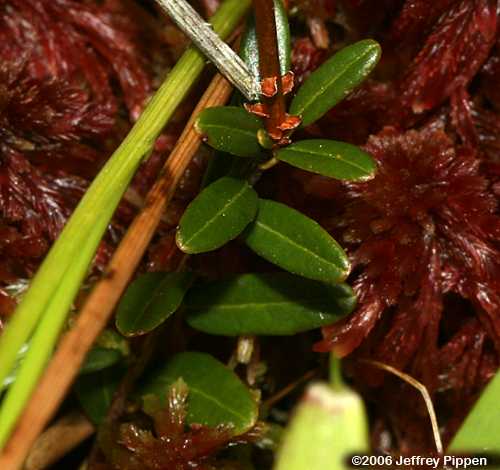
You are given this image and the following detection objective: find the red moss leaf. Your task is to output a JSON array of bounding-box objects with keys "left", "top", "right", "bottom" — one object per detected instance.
[
  {"left": 308, "top": 123, "right": 500, "bottom": 366},
  {"left": 400, "top": 0, "right": 498, "bottom": 114}
]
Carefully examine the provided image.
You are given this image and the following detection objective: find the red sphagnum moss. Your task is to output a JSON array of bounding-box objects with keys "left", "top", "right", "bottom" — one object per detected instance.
[
  {"left": 2, "top": 0, "right": 500, "bottom": 459},
  {"left": 282, "top": 0, "right": 500, "bottom": 451}
]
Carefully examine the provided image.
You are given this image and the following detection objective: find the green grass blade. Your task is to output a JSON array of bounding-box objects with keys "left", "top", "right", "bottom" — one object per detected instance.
[
  {"left": 0, "top": 0, "right": 251, "bottom": 448},
  {"left": 448, "top": 371, "right": 500, "bottom": 452}
]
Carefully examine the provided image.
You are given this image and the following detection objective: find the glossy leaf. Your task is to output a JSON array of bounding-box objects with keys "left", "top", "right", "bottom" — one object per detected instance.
[
  {"left": 185, "top": 272, "right": 356, "bottom": 335},
  {"left": 277, "top": 139, "right": 376, "bottom": 181},
  {"left": 290, "top": 40, "right": 381, "bottom": 126},
  {"left": 274, "top": 383, "right": 368, "bottom": 470},
  {"left": 140, "top": 352, "right": 258, "bottom": 434},
  {"left": 195, "top": 107, "right": 264, "bottom": 157},
  {"left": 80, "top": 347, "right": 122, "bottom": 375},
  {"left": 243, "top": 199, "right": 350, "bottom": 283},
  {"left": 240, "top": 0, "right": 291, "bottom": 79},
  {"left": 176, "top": 177, "right": 258, "bottom": 254},
  {"left": 75, "top": 367, "right": 124, "bottom": 425},
  {"left": 116, "top": 272, "right": 193, "bottom": 336}
]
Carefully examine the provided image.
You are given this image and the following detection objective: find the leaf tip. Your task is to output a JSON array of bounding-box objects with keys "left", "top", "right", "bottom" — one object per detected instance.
[{"left": 175, "top": 229, "right": 194, "bottom": 254}]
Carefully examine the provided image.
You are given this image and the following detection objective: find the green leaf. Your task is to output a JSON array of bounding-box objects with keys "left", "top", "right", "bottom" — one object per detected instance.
[
  {"left": 140, "top": 352, "right": 258, "bottom": 434},
  {"left": 75, "top": 367, "right": 124, "bottom": 426},
  {"left": 0, "top": 343, "right": 28, "bottom": 394},
  {"left": 176, "top": 177, "right": 258, "bottom": 254},
  {"left": 241, "top": 0, "right": 291, "bottom": 79},
  {"left": 185, "top": 273, "right": 356, "bottom": 335},
  {"left": 80, "top": 347, "right": 123, "bottom": 375},
  {"left": 448, "top": 371, "right": 500, "bottom": 452},
  {"left": 0, "top": 0, "right": 253, "bottom": 448},
  {"left": 273, "top": 383, "right": 368, "bottom": 470},
  {"left": 290, "top": 40, "right": 381, "bottom": 127},
  {"left": 195, "top": 107, "right": 264, "bottom": 157},
  {"left": 116, "top": 272, "right": 193, "bottom": 337},
  {"left": 277, "top": 139, "right": 376, "bottom": 181},
  {"left": 243, "top": 199, "right": 350, "bottom": 283}
]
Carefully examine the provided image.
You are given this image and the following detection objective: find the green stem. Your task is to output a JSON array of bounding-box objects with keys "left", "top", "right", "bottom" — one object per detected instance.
[
  {"left": 329, "top": 352, "right": 344, "bottom": 390},
  {"left": 0, "top": 0, "right": 250, "bottom": 448}
]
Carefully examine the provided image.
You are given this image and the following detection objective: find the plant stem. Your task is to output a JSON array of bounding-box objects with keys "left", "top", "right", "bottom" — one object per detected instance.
[
  {"left": 0, "top": 0, "right": 249, "bottom": 456},
  {"left": 252, "top": 0, "right": 286, "bottom": 140},
  {"left": 329, "top": 352, "right": 344, "bottom": 390},
  {"left": 0, "top": 73, "right": 233, "bottom": 470},
  {"left": 155, "top": 0, "right": 259, "bottom": 100}
]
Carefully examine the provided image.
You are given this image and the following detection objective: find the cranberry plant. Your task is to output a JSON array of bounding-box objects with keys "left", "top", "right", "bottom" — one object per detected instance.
[
  {"left": 116, "top": 22, "right": 381, "bottom": 338},
  {"left": 0, "top": 0, "right": 499, "bottom": 467},
  {"left": 105, "top": 5, "right": 380, "bottom": 465}
]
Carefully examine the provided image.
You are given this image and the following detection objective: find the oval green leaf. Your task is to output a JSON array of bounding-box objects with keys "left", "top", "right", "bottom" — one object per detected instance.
[
  {"left": 139, "top": 351, "right": 258, "bottom": 434},
  {"left": 116, "top": 272, "right": 193, "bottom": 336},
  {"left": 195, "top": 106, "right": 264, "bottom": 157},
  {"left": 185, "top": 272, "right": 356, "bottom": 335},
  {"left": 176, "top": 177, "right": 258, "bottom": 254},
  {"left": 240, "top": 0, "right": 291, "bottom": 80},
  {"left": 276, "top": 139, "right": 376, "bottom": 181},
  {"left": 243, "top": 199, "right": 350, "bottom": 283},
  {"left": 290, "top": 39, "right": 381, "bottom": 126},
  {"left": 80, "top": 347, "right": 123, "bottom": 375}
]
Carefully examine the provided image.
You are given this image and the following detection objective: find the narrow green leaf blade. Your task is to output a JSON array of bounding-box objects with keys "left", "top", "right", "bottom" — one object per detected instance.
[
  {"left": 243, "top": 199, "right": 350, "bottom": 283},
  {"left": 140, "top": 352, "right": 258, "bottom": 434},
  {"left": 277, "top": 139, "right": 376, "bottom": 181},
  {"left": 116, "top": 272, "right": 193, "bottom": 336},
  {"left": 290, "top": 40, "right": 381, "bottom": 126},
  {"left": 448, "top": 371, "right": 500, "bottom": 452},
  {"left": 176, "top": 177, "right": 258, "bottom": 254},
  {"left": 195, "top": 107, "right": 264, "bottom": 157},
  {"left": 241, "top": 0, "right": 291, "bottom": 79},
  {"left": 0, "top": 344, "right": 28, "bottom": 394},
  {"left": 185, "top": 273, "right": 356, "bottom": 336}
]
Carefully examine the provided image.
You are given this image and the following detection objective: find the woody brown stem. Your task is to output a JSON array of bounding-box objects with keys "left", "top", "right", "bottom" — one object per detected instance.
[{"left": 252, "top": 0, "right": 286, "bottom": 140}]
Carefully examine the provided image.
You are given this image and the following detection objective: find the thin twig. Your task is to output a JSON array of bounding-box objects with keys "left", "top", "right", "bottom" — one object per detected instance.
[
  {"left": 263, "top": 369, "right": 318, "bottom": 409},
  {"left": 252, "top": 0, "right": 287, "bottom": 139},
  {"left": 155, "top": 0, "right": 260, "bottom": 100},
  {"left": 361, "top": 359, "right": 443, "bottom": 455},
  {"left": 23, "top": 412, "right": 94, "bottom": 470},
  {"left": 0, "top": 73, "right": 233, "bottom": 470}
]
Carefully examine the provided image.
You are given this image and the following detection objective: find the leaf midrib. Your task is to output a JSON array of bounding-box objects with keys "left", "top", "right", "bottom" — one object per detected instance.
[
  {"left": 190, "top": 384, "right": 250, "bottom": 424},
  {"left": 126, "top": 276, "right": 173, "bottom": 333},
  {"left": 296, "top": 46, "right": 375, "bottom": 116},
  {"left": 156, "top": 376, "right": 252, "bottom": 426},
  {"left": 283, "top": 147, "right": 371, "bottom": 173},
  {"left": 181, "top": 184, "right": 251, "bottom": 248},
  {"left": 188, "top": 299, "right": 336, "bottom": 310},
  {"left": 254, "top": 219, "right": 345, "bottom": 278},
  {"left": 202, "top": 123, "right": 260, "bottom": 140}
]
